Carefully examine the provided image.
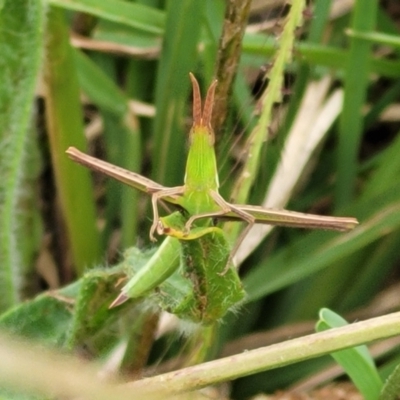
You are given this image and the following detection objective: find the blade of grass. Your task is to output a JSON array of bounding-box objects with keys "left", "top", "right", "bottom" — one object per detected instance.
[
  {"left": 243, "top": 202, "right": 400, "bottom": 303},
  {"left": 335, "top": 1, "right": 378, "bottom": 207},
  {"left": 48, "top": 0, "right": 165, "bottom": 35},
  {"left": 83, "top": 51, "right": 142, "bottom": 248},
  {"left": 100, "top": 108, "right": 141, "bottom": 248},
  {"left": 360, "top": 132, "right": 400, "bottom": 202},
  {"left": 242, "top": 35, "right": 400, "bottom": 78},
  {"left": 74, "top": 49, "right": 128, "bottom": 115},
  {"left": 347, "top": 30, "right": 400, "bottom": 49},
  {"left": 151, "top": 0, "right": 206, "bottom": 186},
  {"left": 316, "top": 308, "right": 382, "bottom": 400},
  {"left": 277, "top": 123, "right": 400, "bottom": 320},
  {"left": 125, "top": 59, "right": 157, "bottom": 239},
  {"left": 338, "top": 232, "right": 400, "bottom": 310},
  {"left": 44, "top": 7, "right": 101, "bottom": 274}
]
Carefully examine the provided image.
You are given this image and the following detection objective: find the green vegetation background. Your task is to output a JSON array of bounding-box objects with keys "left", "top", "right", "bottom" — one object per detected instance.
[{"left": 1, "top": 0, "right": 400, "bottom": 398}]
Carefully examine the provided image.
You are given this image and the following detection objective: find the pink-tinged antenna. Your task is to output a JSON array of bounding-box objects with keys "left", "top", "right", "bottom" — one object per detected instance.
[
  {"left": 202, "top": 79, "right": 217, "bottom": 128},
  {"left": 189, "top": 73, "right": 202, "bottom": 126}
]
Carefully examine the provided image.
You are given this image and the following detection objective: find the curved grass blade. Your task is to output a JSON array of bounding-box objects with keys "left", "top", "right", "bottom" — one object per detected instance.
[
  {"left": 336, "top": 1, "right": 378, "bottom": 207},
  {"left": 316, "top": 308, "right": 382, "bottom": 400}
]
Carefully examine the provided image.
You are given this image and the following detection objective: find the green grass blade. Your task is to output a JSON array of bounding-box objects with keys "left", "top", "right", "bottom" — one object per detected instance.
[
  {"left": 360, "top": 129, "right": 400, "bottom": 201},
  {"left": 242, "top": 35, "right": 400, "bottom": 78},
  {"left": 338, "top": 233, "right": 400, "bottom": 310},
  {"left": 316, "top": 308, "right": 382, "bottom": 400},
  {"left": 74, "top": 49, "right": 128, "bottom": 115},
  {"left": 47, "top": 0, "right": 165, "bottom": 35},
  {"left": 0, "top": 0, "right": 45, "bottom": 310},
  {"left": 244, "top": 202, "right": 400, "bottom": 303},
  {"left": 151, "top": 0, "right": 206, "bottom": 186},
  {"left": 335, "top": 1, "right": 378, "bottom": 207},
  {"left": 76, "top": 50, "right": 142, "bottom": 248},
  {"left": 285, "top": 121, "right": 400, "bottom": 319},
  {"left": 44, "top": 7, "right": 101, "bottom": 274},
  {"left": 347, "top": 30, "right": 400, "bottom": 49},
  {"left": 124, "top": 58, "right": 157, "bottom": 243}
]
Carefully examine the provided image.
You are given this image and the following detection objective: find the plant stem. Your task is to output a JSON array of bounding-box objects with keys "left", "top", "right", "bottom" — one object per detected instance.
[
  {"left": 129, "top": 312, "right": 400, "bottom": 396},
  {"left": 212, "top": 0, "right": 252, "bottom": 147}
]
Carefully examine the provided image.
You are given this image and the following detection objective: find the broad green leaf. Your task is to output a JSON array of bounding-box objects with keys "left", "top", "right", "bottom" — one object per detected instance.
[{"left": 0, "top": 0, "right": 45, "bottom": 310}]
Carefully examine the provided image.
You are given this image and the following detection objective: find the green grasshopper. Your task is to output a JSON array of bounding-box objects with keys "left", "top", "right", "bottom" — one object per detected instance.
[
  {"left": 66, "top": 74, "right": 358, "bottom": 323},
  {"left": 67, "top": 74, "right": 358, "bottom": 251}
]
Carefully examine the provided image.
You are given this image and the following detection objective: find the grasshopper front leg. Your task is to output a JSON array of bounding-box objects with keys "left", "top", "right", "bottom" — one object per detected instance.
[
  {"left": 181, "top": 190, "right": 255, "bottom": 273},
  {"left": 148, "top": 186, "right": 186, "bottom": 241}
]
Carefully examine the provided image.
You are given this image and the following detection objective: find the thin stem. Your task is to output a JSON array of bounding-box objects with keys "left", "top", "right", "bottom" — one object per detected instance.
[
  {"left": 212, "top": 0, "right": 252, "bottom": 147},
  {"left": 129, "top": 312, "right": 400, "bottom": 396}
]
